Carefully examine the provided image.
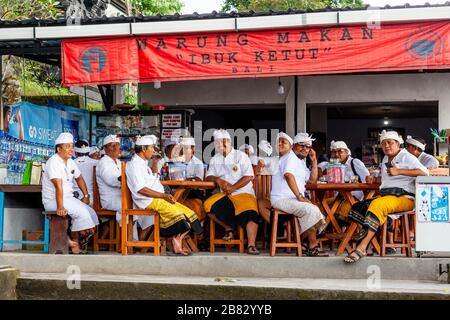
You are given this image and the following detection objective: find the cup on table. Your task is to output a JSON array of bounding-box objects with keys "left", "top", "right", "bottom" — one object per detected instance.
[{"left": 350, "top": 175, "right": 359, "bottom": 183}]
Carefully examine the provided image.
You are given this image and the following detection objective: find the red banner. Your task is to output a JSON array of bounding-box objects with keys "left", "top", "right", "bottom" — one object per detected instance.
[{"left": 62, "top": 21, "right": 450, "bottom": 86}]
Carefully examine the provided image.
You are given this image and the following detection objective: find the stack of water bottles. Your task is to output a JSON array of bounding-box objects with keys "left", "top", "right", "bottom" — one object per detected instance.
[{"left": 0, "top": 131, "right": 54, "bottom": 185}]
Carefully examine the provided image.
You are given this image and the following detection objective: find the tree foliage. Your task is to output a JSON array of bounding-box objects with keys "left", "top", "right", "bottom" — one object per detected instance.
[
  {"left": 0, "top": 0, "right": 62, "bottom": 20},
  {"left": 127, "top": 0, "right": 183, "bottom": 16},
  {"left": 221, "top": 0, "right": 365, "bottom": 12}
]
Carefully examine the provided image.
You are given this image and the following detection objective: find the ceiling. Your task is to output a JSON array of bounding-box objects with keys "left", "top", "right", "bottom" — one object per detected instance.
[{"left": 310, "top": 101, "right": 439, "bottom": 119}]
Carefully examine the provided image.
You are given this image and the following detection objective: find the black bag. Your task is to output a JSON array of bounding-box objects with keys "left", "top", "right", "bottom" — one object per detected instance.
[{"left": 380, "top": 187, "right": 414, "bottom": 198}]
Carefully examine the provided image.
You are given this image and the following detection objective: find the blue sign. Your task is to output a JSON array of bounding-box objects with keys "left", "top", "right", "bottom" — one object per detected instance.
[{"left": 7, "top": 101, "right": 89, "bottom": 145}]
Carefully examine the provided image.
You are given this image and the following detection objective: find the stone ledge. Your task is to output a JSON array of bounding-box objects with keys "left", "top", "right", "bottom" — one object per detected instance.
[{"left": 0, "top": 265, "right": 19, "bottom": 300}]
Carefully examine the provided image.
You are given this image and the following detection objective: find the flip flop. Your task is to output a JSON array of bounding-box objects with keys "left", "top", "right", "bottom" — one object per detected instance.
[
  {"left": 222, "top": 230, "right": 234, "bottom": 241},
  {"left": 167, "top": 251, "right": 192, "bottom": 256},
  {"left": 246, "top": 245, "right": 260, "bottom": 255},
  {"left": 344, "top": 249, "right": 366, "bottom": 264}
]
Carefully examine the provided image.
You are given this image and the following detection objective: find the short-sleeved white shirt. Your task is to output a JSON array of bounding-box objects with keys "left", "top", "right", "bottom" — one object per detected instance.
[
  {"left": 258, "top": 156, "right": 280, "bottom": 175},
  {"left": 270, "top": 150, "right": 308, "bottom": 203},
  {"left": 344, "top": 156, "right": 370, "bottom": 200},
  {"left": 126, "top": 154, "right": 165, "bottom": 209},
  {"left": 96, "top": 155, "right": 122, "bottom": 209},
  {"left": 206, "top": 149, "right": 254, "bottom": 196},
  {"left": 73, "top": 156, "right": 98, "bottom": 198},
  {"left": 185, "top": 156, "right": 205, "bottom": 180},
  {"left": 380, "top": 148, "right": 429, "bottom": 194},
  {"left": 418, "top": 152, "right": 440, "bottom": 169},
  {"left": 42, "top": 154, "right": 81, "bottom": 205}
]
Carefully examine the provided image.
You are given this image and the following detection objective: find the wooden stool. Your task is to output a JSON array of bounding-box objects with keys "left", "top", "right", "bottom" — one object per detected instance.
[
  {"left": 43, "top": 211, "right": 69, "bottom": 254},
  {"left": 270, "top": 209, "right": 302, "bottom": 257},
  {"left": 381, "top": 211, "right": 415, "bottom": 257},
  {"left": 92, "top": 166, "right": 121, "bottom": 253},
  {"left": 209, "top": 214, "right": 245, "bottom": 254}
]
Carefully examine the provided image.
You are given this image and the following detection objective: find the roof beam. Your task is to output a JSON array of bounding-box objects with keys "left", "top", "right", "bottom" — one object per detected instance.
[
  {"left": 35, "top": 23, "right": 130, "bottom": 39},
  {"left": 132, "top": 18, "right": 236, "bottom": 35}
]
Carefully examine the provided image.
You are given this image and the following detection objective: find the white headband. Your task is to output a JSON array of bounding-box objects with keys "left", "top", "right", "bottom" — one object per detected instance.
[
  {"left": 330, "top": 140, "right": 351, "bottom": 155},
  {"left": 74, "top": 145, "right": 90, "bottom": 153},
  {"left": 258, "top": 140, "right": 273, "bottom": 156},
  {"left": 89, "top": 147, "right": 100, "bottom": 155},
  {"left": 55, "top": 132, "right": 74, "bottom": 145},
  {"left": 136, "top": 135, "right": 157, "bottom": 146},
  {"left": 293, "top": 132, "right": 315, "bottom": 146},
  {"left": 103, "top": 134, "right": 120, "bottom": 146},
  {"left": 276, "top": 132, "right": 293, "bottom": 145},
  {"left": 380, "top": 130, "right": 404, "bottom": 144},
  {"left": 213, "top": 129, "right": 231, "bottom": 141},
  {"left": 406, "top": 135, "right": 426, "bottom": 150},
  {"left": 180, "top": 137, "right": 195, "bottom": 146},
  {"left": 239, "top": 144, "right": 255, "bottom": 155}
]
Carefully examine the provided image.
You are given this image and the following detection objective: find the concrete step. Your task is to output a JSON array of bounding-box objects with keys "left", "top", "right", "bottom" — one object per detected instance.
[
  {"left": 1, "top": 252, "right": 450, "bottom": 281},
  {"left": 0, "top": 265, "right": 19, "bottom": 300},
  {"left": 17, "top": 273, "right": 450, "bottom": 300}
]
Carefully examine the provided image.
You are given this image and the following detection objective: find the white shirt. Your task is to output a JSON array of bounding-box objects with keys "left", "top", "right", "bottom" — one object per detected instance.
[
  {"left": 126, "top": 154, "right": 165, "bottom": 209},
  {"left": 270, "top": 150, "right": 308, "bottom": 203},
  {"left": 258, "top": 156, "right": 280, "bottom": 175},
  {"left": 42, "top": 154, "right": 81, "bottom": 204},
  {"left": 206, "top": 149, "right": 255, "bottom": 196},
  {"left": 73, "top": 156, "right": 98, "bottom": 199},
  {"left": 249, "top": 155, "right": 259, "bottom": 166},
  {"left": 185, "top": 156, "right": 205, "bottom": 180},
  {"left": 96, "top": 155, "right": 122, "bottom": 209},
  {"left": 380, "top": 148, "right": 429, "bottom": 195},
  {"left": 418, "top": 152, "right": 439, "bottom": 169},
  {"left": 344, "top": 156, "right": 370, "bottom": 200}
]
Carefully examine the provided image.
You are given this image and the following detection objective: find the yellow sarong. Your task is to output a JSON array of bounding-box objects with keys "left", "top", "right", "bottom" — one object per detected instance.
[
  {"left": 367, "top": 195, "right": 414, "bottom": 226},
  {"left": 147, "top": 199, "right": 198, "bottom": 229},
  {"left": 204, "top": 192, "right": 258, "bottom": 215}
]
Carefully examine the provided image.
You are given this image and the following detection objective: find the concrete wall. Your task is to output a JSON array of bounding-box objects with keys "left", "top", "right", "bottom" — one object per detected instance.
[
  {"left": 139, "top": 77, "right": 296, "bottom": 136},
  {"left": 298, "top": 73, "right": 450, "bottom": 133}
]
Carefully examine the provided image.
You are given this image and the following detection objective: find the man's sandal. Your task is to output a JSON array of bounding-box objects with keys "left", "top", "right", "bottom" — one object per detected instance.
[
  {"left": 305, "top": 246, "right": 329, "bottom": 257},
  {"left": 344, "top": 249, "right": 366, "bottom": 264},
  {"left": 246, "top": 245, "right": 260, "bottom": 255},
  {"left": 222, "top": 230, "right": 234, "bottom": 241}
]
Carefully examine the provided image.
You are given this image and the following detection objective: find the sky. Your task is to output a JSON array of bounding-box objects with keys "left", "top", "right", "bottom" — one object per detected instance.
[{"left": 181, "top": 0, "right": 446, "bottom": 14}]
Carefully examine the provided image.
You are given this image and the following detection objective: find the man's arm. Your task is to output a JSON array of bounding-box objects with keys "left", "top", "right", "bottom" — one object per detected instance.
[
  {"left": 307, "top": 149, "right": 318, "bottom": 183},
  {"left": 75, "top": 175, "right": 90, "bottom": 204},
  {"left": 137, "top": 187, "right": 176, "bottom": 204},
  {"left": 227, "top": 176, "right": 253, "bottom": 194},
  {"left": 50, "top": 178, "right": 67, "bottom": 216},
  {"left": 285, "top": 173, "right": 311, "bottom": 203},
  {"left": 388, "top": 167, "right": 428, "bottom": 177}
]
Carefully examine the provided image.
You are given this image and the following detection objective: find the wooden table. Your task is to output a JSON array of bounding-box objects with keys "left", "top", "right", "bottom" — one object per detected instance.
[
  {"left": 161, "top": 180, "right": 216, "bottom": 202},
  {"left": 306, "top": 182, "right": 380, "bottom": 255}
]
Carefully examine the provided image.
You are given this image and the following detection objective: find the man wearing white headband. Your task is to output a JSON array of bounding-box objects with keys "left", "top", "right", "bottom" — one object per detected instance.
[
  {"left": 255, "top": 140, "right": 279, "bottom": 176},
  {"left": 41, "top": 132, "right": 99, "bottom": 254},
  {"left": 239, "top": 144, "right": 258, "bottom": 166},
  {"left": 292, "top": 132, "right": 318, "bottom": 184},
  {"left": 96, "top": 135, "right": 128, "bottom": 239},
  {"left": 260, "top": 132, "right": 326, "bottom": 256},
  {"left": 405, "top": 135, "right": 439, "bottom": 169},
  {"left": 89, "top": 146, "right": 101, "bottom": 160},
  {"left": 331, "top": 140, "right": 370, "bottom": 219},
  {"left": 344, "top": 130, "right": 428, "bottom": 264},
  {"left": 151, "top": 136, "right": 183, "bottom": 175},
  {"left": 204, "top": 129, "right": 260, "bottom": 255},
  {"left": 73, "top": 139, "right": 99, "bottom": 207},
  {"left": 126, "top": 135, "right": 202, "bottom": 255}
]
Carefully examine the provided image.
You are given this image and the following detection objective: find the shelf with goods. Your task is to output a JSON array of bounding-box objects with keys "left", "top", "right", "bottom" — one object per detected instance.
[
  {"left": 433, "top": 136, "right": 450, "bottom": 169},
  {"left": 0, "top": 131, "right": 53, "bottom": 185}
]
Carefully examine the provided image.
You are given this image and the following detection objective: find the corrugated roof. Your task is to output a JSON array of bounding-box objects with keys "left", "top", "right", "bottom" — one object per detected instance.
[{"left": 2, "top": 2, "right": 450, "bottom": 28}]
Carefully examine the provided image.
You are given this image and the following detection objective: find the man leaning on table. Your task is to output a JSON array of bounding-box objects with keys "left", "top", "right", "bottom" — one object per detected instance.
[{"left": 344, "top": 130, "right": 429, "bottom": 264}]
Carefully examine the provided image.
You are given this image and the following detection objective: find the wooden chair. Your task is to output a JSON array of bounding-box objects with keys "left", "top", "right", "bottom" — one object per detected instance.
[
  {"left": 254, "top": 174, "right": 272, "bottom": 249},
  {"left": 42, "top": 211, "right": 69, "bottom": 254},
  {"left": 92, "top": 166, "right": 121, "bottom": 253},
  {"left": 209, "top": 213, "right": 245, "bottom": 254},
  {"left": 380, "top": 210, "right": 415, "bottom": 257},
  {"left": 270, "top": 209, "right": 302, "bottom": 257},
  {"left": 120, "top": 161, "right": 162, "bottom": 256}
]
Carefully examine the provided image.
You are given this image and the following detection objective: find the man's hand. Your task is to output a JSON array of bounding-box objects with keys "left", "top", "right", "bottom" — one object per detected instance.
[
  {"left": 81, "top": 195, "right": 90, "bottom": 205},
  {"left": 56, "top": 207, "right": 68, "bottom": 217},
  {"left": 387, "top": 163, "right": 400, "bottom": 176},
  {"left": 308, "top": 148, "right": 317, "bottom": 163},
  {"left": 216, "top": 179, "right": 229, "bottom": 192},
  {"left": 366, "top": 175, "right": 375, "bottom": 184},
  {"left": 296, "top": 194, "right": 311, "bottom": 204},
  {"left": 223, "top": 184, "right": 236, "bottom": 195},
  {"left": 163, "top": 194, "right": 177, "bottom": 204}
]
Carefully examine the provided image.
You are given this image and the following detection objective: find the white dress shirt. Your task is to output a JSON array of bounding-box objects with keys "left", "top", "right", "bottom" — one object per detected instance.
[
  {"left": 270, "top": 150, "right": 308, "bottom": 203},
  {"left": 380, "top": 148, "right": 429, "bottom": 195},
  {"left": 73, "top": 156, "right": 98, "bottom": 200},
  {"left": 96, "top": 155, "right": 122, "bottom": 210},
  {"left": 42, "top": 154, "right": 81, "bottom": 205},
  {"left": 185, "top": 156, "right": 205, "bottom": 180},
  {"left": 206, "top": 149, "right": 255, "bottom": 196},
  {"left": 126, "top": 154, "right": 165, "bottom": 209},
  {"left": 418, "top": 152, "right": 440, "bottom": 169}
]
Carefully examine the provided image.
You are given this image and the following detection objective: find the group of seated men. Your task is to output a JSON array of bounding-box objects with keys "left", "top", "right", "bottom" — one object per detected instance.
[{"left": 41, "top": 129, "right": 436, "bottom": 260}]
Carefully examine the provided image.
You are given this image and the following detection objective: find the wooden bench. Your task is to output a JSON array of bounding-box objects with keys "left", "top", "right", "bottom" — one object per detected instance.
[
  {"left": 42, "top": 211, "right": 69, "bottom": 254},
  {"left": 92, "top": 166, "right": 121, "bottom": 253},
  {"left": 120, "top": 161, "right": 162, "bottom": 256}
]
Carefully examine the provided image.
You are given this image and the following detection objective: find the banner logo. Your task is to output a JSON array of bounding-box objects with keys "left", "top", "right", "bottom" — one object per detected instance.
[
  {"left": 405, "top": 29, "right": 442, "bottom": 60},
  {"left": 79, "top": 47, "right": 107, "bottom": 74}
]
